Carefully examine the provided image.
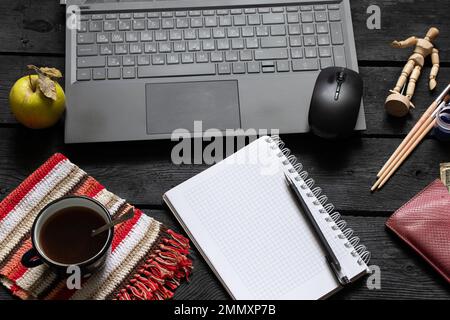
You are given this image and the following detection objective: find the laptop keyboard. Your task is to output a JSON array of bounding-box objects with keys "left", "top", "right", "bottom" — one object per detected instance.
[{"left": 75, "top": 4, "right": 347, "bottom": 81}]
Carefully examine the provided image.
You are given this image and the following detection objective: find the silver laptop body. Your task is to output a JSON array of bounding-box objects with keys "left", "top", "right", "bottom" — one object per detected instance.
[{"left": 65, "top": 0, "right": 365, "bottom": 143}]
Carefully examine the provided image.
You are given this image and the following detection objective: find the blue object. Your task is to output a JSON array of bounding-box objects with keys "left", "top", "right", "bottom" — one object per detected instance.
[{"left": 433, "top": 106, "right": 450, "bottom": 141}]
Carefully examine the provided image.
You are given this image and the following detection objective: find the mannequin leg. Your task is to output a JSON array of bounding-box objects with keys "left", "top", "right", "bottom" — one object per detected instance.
[
  {"left": 406, "top": 65, "right": 422, "bottom": 99},
  {"left": 393, "top": 59, "right": 415, "bottom": 93}
]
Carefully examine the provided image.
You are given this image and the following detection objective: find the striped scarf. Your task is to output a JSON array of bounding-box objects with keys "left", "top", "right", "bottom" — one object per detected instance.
[{"left": 0, "top": 153, "right": 192, "bottom": 300}]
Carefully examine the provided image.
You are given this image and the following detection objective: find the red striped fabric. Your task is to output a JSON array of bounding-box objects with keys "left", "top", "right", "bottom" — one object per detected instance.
[
  {"left": 0, "top": 154, "right": 192, "bottom": 300},
  {"left": 73, "top": 176, "right": 105, "bottom": 198},
  {"left": 112, "top": 209, "right": 143, "bottom": 252},
  {"left": 0, "top": 153, "right": 66, "bottom": 222},
  {"left": 4, "top": 240, "right": 33, "bottom": 281},
  {"left": 45, "top": 281, "right": 77, "bottom": 300}
]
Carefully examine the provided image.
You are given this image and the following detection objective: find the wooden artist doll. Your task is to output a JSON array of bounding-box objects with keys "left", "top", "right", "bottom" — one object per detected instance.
[{"left": 385, "top": 27, "right": 440, "bottom": 117}]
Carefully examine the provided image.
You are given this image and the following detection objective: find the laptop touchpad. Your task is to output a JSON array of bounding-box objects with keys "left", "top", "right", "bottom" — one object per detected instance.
[{"left": 146, "top": 80, "right": 241, "bottom": 135}]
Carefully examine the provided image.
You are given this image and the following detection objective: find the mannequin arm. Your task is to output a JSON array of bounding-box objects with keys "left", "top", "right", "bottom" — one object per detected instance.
[
  {"left": 429, "top": 48, "right": 440, "bottom": 90},
  {"left": 391, "top": 36, "right": 418, "bottom": 49}
]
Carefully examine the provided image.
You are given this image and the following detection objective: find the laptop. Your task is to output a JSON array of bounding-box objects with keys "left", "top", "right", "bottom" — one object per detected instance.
[{"left": 65, "top": 0, "right": 366, "bottom": 143}]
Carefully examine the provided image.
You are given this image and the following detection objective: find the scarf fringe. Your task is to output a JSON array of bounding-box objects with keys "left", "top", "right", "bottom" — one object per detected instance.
[{"left": 114, "top": 229, "right": 192, "bottom": 300}]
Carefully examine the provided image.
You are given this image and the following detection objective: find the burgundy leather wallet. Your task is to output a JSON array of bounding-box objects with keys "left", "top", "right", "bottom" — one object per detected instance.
[{"left": 386, "top": 179, "right": 450, "bottom": 283}]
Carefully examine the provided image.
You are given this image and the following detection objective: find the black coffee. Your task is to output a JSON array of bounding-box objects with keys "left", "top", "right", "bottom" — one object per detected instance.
[{"left": 40, "top": 206, "right": 109, "bottom": 265}]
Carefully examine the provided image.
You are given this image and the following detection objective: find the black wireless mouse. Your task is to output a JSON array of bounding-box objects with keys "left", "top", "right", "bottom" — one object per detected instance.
[{"left": 308, "top": 67, "right": 363, "bottom": 139}]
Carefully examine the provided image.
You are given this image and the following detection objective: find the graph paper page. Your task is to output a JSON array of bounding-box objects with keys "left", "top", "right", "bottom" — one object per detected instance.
[{"left": 164, "top": 137, "right": 367, "bottom": 299}]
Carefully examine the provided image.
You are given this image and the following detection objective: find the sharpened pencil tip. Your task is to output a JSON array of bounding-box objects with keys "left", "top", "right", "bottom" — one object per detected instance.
[{"left": 371, "top": 179, "right": 380, "bottom": 192}]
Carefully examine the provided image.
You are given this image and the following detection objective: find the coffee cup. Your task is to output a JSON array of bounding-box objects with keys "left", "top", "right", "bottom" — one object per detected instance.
[{"left": 21, "top": 196, "right": 114, "bottom": 275}]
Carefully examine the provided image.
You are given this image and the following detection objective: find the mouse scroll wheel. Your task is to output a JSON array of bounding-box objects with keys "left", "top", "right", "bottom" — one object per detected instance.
[
  {"left": 334, "top": 72, "right": 346, "bottom": 101},
  {"left": 337, "top": 72, "right": 346, "bottom": 83}
]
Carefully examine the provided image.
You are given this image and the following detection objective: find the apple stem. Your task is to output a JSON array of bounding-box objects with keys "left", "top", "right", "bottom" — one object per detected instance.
[{"left": 28, "top": 74, "right": 37, "bottom": 92}]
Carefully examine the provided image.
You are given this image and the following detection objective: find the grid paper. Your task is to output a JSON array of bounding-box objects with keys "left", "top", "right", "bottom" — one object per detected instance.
[
  {"left": 185, "top": 154, "right": 327, "bottom": 299},
  {"left": 168, "top": 137, "right": 368, "bottom": 299}
]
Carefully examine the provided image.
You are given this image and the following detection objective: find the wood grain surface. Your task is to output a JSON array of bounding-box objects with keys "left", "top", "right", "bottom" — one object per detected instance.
[{"left": 0, "top": 0, "right": 449, "bottom": 300}]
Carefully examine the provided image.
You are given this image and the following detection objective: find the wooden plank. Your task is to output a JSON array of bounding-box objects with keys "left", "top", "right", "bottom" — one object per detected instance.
[
  {"left": 0, "top": 0, "right": 448, "bottom": 63},
  {"left": 1, "top": 214, "right": 448, "bottom": 299},
  {"left": 0, "top": 0, "right": 65, "bottom": 55},
  {"left": 363, "top": 67, "right": 450, "bottom": 137},
  {"left": 0, "top": 55, "right": 448, "bottom": 134},
  {"left": 352, "top": 0, "right": 449, "bottom": 63},
  {"left": 333, "top": 216, "right": 450, "bottom": 300},
  {"left": 0, "top": 127, "right": 448, "bottom": 213},
  {"left": 173, "top": 214, "right": 450, "bottom": 300}
]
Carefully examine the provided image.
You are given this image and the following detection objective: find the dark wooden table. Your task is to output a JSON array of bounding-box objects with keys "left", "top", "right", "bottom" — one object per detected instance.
[{"left": 0, "top": 0, "right": 449, "bottom": 300}]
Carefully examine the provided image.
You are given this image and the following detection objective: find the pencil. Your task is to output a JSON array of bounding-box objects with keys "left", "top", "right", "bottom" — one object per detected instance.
[
  {"left": 377, "top": 85, "right": 450, "bottom": 179},
  {"left": 371, "top": 106, "right": 441, "bottom": 191},
  {"left": 372, "top": 84, "right": 450, "bottom": 191}
]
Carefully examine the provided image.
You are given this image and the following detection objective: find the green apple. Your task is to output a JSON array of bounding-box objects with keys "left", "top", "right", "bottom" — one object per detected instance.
[{"left": 9, "top": 75, "right": 65, "bottom": 129}]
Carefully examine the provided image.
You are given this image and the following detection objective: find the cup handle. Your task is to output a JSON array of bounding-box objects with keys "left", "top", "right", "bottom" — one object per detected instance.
[{"left": 21, "top": 248, "right": 43, "bottom": 268}]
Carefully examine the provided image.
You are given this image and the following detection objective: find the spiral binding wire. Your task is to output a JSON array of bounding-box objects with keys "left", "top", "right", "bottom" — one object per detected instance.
[{"left": 266, "top": 135, "right": 371, "bottom": 266}]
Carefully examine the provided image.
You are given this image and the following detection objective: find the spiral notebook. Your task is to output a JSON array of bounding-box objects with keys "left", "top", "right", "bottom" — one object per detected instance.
[{"left": 163, "top": 136, "right": 370, "bottom": 299}]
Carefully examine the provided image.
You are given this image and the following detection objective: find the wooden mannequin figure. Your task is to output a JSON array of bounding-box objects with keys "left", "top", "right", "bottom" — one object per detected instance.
[{"left": 385, "top": 27, "right": 440, "bottom": 117}]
